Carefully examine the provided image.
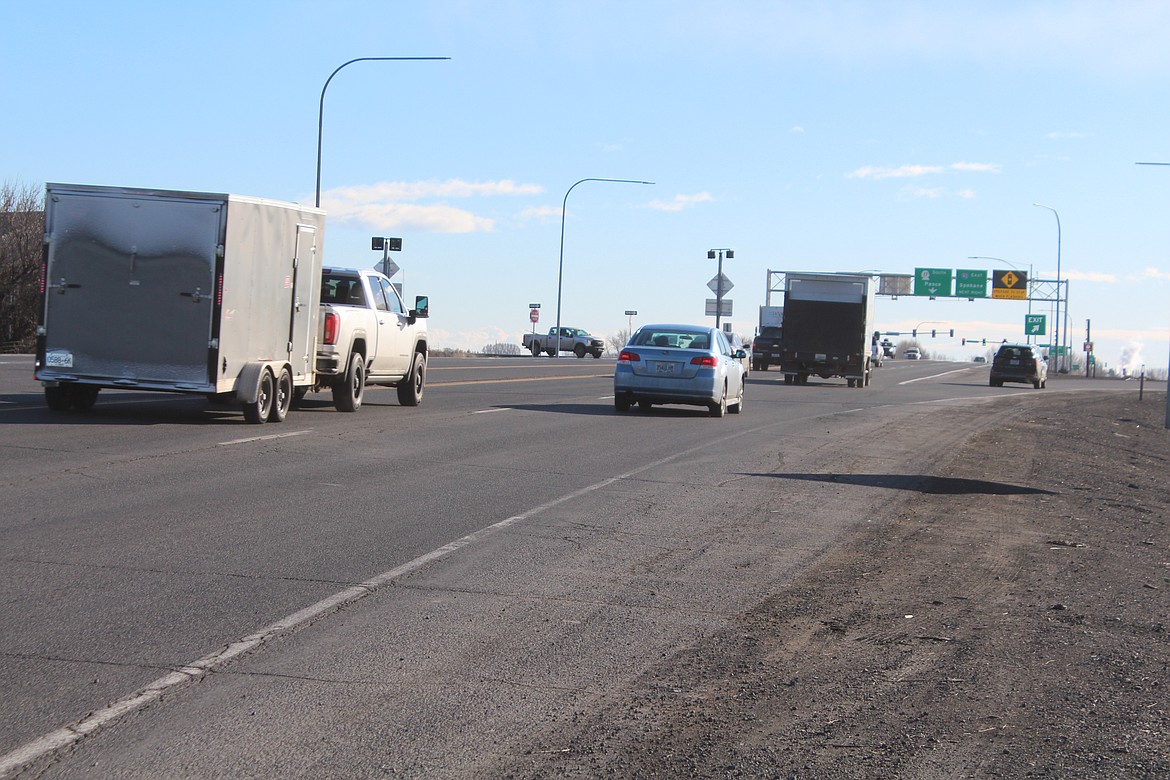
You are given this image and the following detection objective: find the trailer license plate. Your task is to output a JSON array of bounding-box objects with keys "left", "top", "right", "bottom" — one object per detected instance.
[
  {"left": 654, "top": 361, "right": 677, "bottom": 375},
  {"left": 46, "top": 350, "right": 73, "bottom": 368}
]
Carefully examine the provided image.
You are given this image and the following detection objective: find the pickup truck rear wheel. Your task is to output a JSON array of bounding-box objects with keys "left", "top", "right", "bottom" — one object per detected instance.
[
  {"left": 530, "top": 343, "right": 541, "bottom": 357},
  {"left": 243, "top": 369, "right": 275, "bottom": 424},
  {"left": 574, "top": 344, "right": 586, "bottom": 358},
  {"left": 70, "top": 385, "right": 100, "bottom": 411},
  {"left": 333, "top": 352, "right": 365, "bottom": 413},
  {"left": 397, "top": 352, "right": 426, "bottom": 406},
  {"left": 269, "top": 367, "right": 293, "bottom": 422}
]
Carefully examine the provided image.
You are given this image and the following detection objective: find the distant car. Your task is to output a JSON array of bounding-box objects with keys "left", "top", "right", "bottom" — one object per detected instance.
[
  {"left": 903, "top": 347, "right": 922, "bottom": 360},
  {"left": 990, "top": 343, "right": 1047, "bottom": 389},
  {"left": 614, "top": 324, "right": 746, "bottom": 417},
  {"left": 870, "top": 342, "right": 884, "bottom": 367},
  {"left": 881, "top": 340, "right": 895, "bottom": 358},
  {"left": 728, "top": 333, "right": 751, "bottom": 377},
  {"left": 973, "top": 355, "right": 987, "bottom": 363}
]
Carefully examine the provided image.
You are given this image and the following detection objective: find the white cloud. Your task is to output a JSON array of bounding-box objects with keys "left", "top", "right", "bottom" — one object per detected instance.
[
  {"left": 790, "top": 126, "right": 806, "bottom": 134},
  {"left": 319, "top": 178, "right": 544, "bottom": 234},
  {"left": 957, "top": 189, "right": 977, "bottom": 199},
  {"left": 647, "top": 192, "right": 714, "bottom": 212},
  {"left": 950, "top": 162, "right": 1001, "bottom": 173},
  {"left": 1065, "top": 270, "right": 1117, "bottom": 283},
  {"left": 1047, "top": 131, "right": 1094, "bottom": 140},
  {"left": 903, "top": 186, "right": 945, "bottom": 199},
  {"left": 1129, "top": 266, "right": 1170, "bottom": 281},
  {"left": 847, "top": 164, "right": 943, "bottom": 180},
  {"left": 516, "top": 205, "right": 562, "bottom": 221}
]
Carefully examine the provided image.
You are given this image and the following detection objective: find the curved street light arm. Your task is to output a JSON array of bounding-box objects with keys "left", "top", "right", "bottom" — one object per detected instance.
[{"left": 315, "top": 56, "right": 450, "bottom": 208}]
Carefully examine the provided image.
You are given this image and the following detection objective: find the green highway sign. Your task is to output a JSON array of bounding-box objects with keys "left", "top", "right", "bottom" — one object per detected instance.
[
  {"left": 914, "top": 267, "right": 953, "bottom": 297},
  {"left": 1025, "top": 314, "right": 1046, "bottom": 336},
  {"left": 955, "top": 269, "right": 988, "bottom": 298}
]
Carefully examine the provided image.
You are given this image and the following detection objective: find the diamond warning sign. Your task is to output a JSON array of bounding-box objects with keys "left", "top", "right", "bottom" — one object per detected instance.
[{"left": 992, "top": 269, "right": 1027, "bottom": 300}]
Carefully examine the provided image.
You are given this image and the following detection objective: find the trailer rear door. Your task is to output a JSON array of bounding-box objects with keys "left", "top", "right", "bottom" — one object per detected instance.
[{"left": 43, "top": 190, "right": 223, "bottom": 388}]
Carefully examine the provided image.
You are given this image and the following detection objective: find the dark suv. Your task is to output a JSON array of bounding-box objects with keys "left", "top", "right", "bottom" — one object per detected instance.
[{"left": 990, "top": 344, "right": 1048, "bottom": 389}]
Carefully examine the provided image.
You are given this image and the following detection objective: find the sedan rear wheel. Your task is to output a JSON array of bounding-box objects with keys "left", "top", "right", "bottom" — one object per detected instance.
[
  {"left": 709, "top": 385, "right": 727, "bottom": 417},
  {"left": 614, "top": 395, "right": 631, "bottom": 412}
]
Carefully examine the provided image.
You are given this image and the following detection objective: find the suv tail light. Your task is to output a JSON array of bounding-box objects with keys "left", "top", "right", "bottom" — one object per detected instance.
[{"left": 323, "top": 312, "right": 340, "bottom": 345}]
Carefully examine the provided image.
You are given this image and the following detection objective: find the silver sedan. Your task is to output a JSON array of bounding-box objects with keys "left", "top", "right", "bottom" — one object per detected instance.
[{"left": 613, "top": 324, "right": 746, "bottom": 417}]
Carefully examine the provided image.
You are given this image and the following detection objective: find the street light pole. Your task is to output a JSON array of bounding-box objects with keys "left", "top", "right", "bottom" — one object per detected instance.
[
  {"left": 1136, "top": 161, "right": 1170, "bottom": 429},
  {"left": 315, "top": 56, "right": 450, "bottom": 208},
  {"left": 968, "top": 256, "right": 1034, "bottom": 343},
  {"left": 1033, "top": 204, "right": 1062, "bottom": 371},
  {"left": 555, "top": 178, "right": 653, "bottom": 358}
]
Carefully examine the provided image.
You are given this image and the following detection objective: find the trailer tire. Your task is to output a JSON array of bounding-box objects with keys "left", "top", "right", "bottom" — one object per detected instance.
[
  {"left": 269, "top": 367, "right": 293, "bottom": 422},
  {"left": 397, "top": 352, "right": 426, "bottom": 406},
  {"left": 574, "top": 344, "right": 586, "bottom": 358},
  {"left": 70, "top": 385, "right": 100, "bottom": 411},
  {"left": 45, "top": 386, "right": 71, "bottom": 411},
  {"left": 333, "top": 352, "right": 365, "bottom": 413},
  {"left": 244, "top": 369, "right": 275, "bottom": 424}
]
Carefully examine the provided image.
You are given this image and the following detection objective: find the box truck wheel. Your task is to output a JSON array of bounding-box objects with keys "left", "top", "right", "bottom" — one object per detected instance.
[
  {"left": 243, "top": 368, "right": 275, "bottom": 424},
  {"left": 269, "top": 367, "right": 293, "bottom": 422},
  {"left": 333, "top": 352, "right": 365, "bottom": 412},
  {"left": 45, "top": 386, "right": 71, "bottom": 411},
  {"left": 397, "top": 352, "right": 425, "bottom": 406}
]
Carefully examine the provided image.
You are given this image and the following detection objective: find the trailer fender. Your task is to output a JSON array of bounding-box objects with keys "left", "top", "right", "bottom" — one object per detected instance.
[{"left": 236, "top": 361, "right": 288, "bottom": 404}]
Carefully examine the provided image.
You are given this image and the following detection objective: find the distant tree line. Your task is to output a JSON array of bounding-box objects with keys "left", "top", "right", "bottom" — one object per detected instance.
[{"left": 0, "top": 182, "right": 42, "bottom": 352}]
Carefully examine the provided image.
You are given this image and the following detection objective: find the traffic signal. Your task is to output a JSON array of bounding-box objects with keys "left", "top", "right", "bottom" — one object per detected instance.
[
  {"left": 912, "top": 329, "right": 917, "bottom": 338},
  {"left": 982, "top": 338, "right": 986, "bottom": 345},
  {"left": 949, "top": 329, "right": 954, "bottom": 337},
  {"left": 961, "top": 338, "right": 966, "bottom": 345},
  {"left": 931, "top": 329, "right": 936, "bottom": 338}
]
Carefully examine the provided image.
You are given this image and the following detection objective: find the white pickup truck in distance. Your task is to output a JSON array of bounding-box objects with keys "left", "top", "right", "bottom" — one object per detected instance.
[
  {"left": 522, "top": 326, "right": 605, "bottom": 358},
  {"left": 316, "top": 267, "right": 429, "bottom": 411}
]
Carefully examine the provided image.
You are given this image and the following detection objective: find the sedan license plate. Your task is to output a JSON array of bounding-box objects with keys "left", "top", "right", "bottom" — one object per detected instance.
[{"left": 654, "top": 361, "right": 677, "bottom": 375}]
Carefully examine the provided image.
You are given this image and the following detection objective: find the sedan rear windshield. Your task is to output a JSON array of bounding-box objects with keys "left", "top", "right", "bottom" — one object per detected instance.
[{"left": 633, "top": 329, "right": 710, "bottom": 349}]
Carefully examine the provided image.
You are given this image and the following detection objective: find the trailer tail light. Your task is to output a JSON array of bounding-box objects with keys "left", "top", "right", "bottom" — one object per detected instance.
[
  {"left": 216, "top": 273, "right": 224, "bottom": 306},
  {"left": 690, "top": 355, "right": 718, "bottom": 367},
  {"left": 618, "top": 349, "right": 640, "bottom": 363},
  {"left": 323, "top": 312, "right": 340, "bottom": 345}
]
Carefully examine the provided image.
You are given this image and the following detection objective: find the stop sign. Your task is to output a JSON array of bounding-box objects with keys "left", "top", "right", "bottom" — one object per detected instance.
[{"left": 529, "top": 308, "right": 539, "bottom": 323}]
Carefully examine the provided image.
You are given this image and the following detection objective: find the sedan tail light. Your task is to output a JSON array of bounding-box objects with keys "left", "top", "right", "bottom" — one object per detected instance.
[
  {"left": 618, "top": 349, "right": 641, "bottom": 363},
  {"left": 690, "top": 355, "right": 718, "bottom": 367}
]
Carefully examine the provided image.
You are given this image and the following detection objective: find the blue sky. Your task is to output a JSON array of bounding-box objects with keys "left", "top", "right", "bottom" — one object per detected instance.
[{"left": 6, "top": 1, "right": 1170, "bottom": 372}]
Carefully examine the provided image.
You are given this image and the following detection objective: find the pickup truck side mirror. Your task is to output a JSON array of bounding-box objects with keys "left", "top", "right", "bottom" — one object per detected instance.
[{"left": 411, "top": 295, "right": 429, "bottom": 319}]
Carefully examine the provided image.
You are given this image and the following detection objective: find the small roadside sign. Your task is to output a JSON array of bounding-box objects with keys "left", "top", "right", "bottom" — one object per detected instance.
[
  {"left": 705, "top": 298, "right": 732, "bottom": 316},
  {"left": 529, "top": 308, "right": 539, "bottom": 323},
  {"left": 707, "top": 273, "right": 734, "bottom": 295}
]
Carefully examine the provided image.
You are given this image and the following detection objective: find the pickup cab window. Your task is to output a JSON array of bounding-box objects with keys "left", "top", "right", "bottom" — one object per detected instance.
[
  {"left": 378, "top": 278, "right": 405, "bottom": 315},
  {"left": 322, "top": 273, "right": 366, "bottom": 306}
]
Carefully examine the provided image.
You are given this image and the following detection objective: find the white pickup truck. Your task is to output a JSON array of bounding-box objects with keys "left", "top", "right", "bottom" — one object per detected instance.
[
  {"left": 316, "top": 267, "right": 429, "bottom": 411},
  {"left": 522, "top": 326, "right": 605, "bottom": 358}
]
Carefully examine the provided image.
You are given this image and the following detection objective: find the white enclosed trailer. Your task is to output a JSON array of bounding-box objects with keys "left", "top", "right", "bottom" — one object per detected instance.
[{"left": 35, "top": 183, "right": 325, "bottom": 423}]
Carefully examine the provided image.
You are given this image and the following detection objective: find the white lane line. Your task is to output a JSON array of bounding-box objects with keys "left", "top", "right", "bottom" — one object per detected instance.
[
  {"left": 472, "top": 408, "right": 512, "bottom": 415},
  {"left": 218, "top": 431, "right": 312, "bottom": 446},
  {"left": 0, "top": 423, "right": 757, "bottom": 777},
  {"left": 899, "top": 368, "right": 973, "bottom": 385}
]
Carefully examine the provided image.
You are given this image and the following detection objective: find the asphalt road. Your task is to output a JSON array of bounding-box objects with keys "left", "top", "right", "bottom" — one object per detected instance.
[{"left": 0, "top": 355, "right": 1146, "bottom": 777}]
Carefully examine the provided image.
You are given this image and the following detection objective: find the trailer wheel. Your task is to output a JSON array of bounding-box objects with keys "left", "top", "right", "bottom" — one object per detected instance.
[
  {"left": 244, "top": 369, "right": 275, "bottom": 424},
  {"left": 574, "top": 344, "right": 586, "bottom": 358},
  {"left": 397, "top": 352, "right": 426, "bottom": 406},
  {"left": 45, "top": 386, "right": 71, "bottom": 411},
  {"left": 333, "top": 352, "right": 365, "bottom": 412},
  {"left": 269, "top": 368, "right": 293, "bottom": 422},
  {"left": 70, "top": 385, "right": 100, "bottom": 410}
]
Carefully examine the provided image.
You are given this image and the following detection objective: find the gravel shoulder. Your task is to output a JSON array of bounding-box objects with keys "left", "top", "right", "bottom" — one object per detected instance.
[{"left": 507, "top": 388, "right": 1170, "bottom": 779}]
